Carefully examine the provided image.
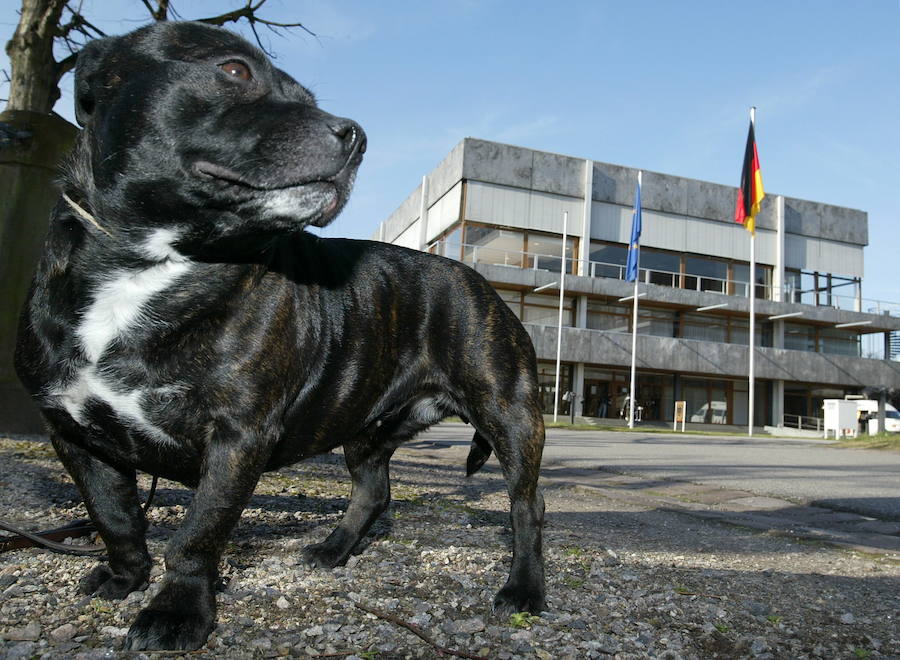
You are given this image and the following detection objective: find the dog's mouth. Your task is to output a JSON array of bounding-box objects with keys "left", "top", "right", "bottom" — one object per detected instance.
[
  {"left": 190, "top": 137, "right": 365, "bottom": 193},
  {"left": 191, "top": 159, "right": 360, "bottom": 224},
  {"left": 192, "top": 161, "right": 343, "bottom": 193}
]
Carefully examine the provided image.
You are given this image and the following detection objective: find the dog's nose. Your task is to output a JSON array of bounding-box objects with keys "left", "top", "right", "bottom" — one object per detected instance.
[{"left": 329, "top": 119, "right": 366, "bottom": 156}]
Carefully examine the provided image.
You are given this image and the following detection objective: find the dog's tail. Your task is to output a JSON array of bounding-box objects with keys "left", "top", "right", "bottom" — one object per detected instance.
[{"left": 465, "top": 432, "right": 493, "bottom": 477}]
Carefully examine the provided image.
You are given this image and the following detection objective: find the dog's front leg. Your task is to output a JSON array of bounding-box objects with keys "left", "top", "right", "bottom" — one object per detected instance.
[
  {"left": 125, "top": 435, "right": 271, "bottom": 652},
  {"left": 51, "top": 434, "right": 151, "bottom": 599}
]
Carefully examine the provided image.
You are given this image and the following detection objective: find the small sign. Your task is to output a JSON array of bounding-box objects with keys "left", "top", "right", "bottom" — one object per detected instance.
[{"left": 674, "top": 401, "right": 686, "bottom": 432}]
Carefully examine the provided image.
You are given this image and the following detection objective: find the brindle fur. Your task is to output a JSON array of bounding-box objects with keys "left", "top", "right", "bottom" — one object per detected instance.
[{"left": 15, "top": 21, "right": 545, "bottom": 651}]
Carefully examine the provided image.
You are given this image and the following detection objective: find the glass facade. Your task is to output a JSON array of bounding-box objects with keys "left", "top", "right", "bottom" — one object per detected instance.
[
  {"left": 785, "top": 323, "right": 860, "bottom": 357},
  {"left": 537, "top": 362, "right": 573, "bottom": 415},
  {"left": 496, "top": 289, "right": 575, "bottom": 326},
  {"left": 423, "top": 212, "right": 872, "bottom": 427},
  {"left": 462, "top": 224, "right": 577, "bottom": 273}
]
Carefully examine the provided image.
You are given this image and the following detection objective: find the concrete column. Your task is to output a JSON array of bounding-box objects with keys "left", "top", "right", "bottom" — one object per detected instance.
[
  {"left": 774, "top": 195, "right": 785, "bottom": 302},
  {"left": 573, "top": 362, "right": 586, "bottom": 417},
  {"left": 772, "top": 380, "right": 785, "bottom": 428},
  {"left": 576, "top": 295, "right": 588, "bottom": 328},
  {"left": 772, "top": 195, "right": 786, "bottom": 427},
  {"left": 417, "top": 175, "right": 429, "bottom": 250},
  {"left": 578, "top": 160, "right": 593, "bottom": 276}
]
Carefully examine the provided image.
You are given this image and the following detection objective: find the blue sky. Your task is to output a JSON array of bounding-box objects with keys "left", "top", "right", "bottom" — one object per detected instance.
[{"left": 3, "top": 0, "right": 899, "bottom": 304}]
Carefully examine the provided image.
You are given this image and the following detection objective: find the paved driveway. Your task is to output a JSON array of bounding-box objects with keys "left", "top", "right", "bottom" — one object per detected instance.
[{"left": 419, "top": 423, "right": 900, "bottom": 521}]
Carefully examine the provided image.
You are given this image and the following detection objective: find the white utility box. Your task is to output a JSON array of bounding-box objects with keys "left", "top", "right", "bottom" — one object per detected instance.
[{"left": 823, "top": 399, "right": 858, "bottom": 439}]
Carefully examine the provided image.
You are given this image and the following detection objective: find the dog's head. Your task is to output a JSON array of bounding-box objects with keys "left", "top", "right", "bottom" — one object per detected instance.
[{"left": 70, "top": 21, "right": 365, "bottom": 255}]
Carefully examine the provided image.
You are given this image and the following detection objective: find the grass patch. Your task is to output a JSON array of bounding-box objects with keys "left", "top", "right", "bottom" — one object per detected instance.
[
  {"left": 544, "top": 421, "right": 762, "bottom": 438},
  {"left": 834, "top": 433, "right": 900, "bottom": 451}
]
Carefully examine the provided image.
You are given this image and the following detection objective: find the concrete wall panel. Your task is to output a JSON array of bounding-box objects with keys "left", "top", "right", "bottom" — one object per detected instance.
[
  {"left": 394, "top": 218, "right": 421, "bottom": 250},
  {"left": 524, "top": 324, "right": 900, "bottom": 389},
  {"left": 532, "top": 150, "right": 584, "bottom": 197},
  {"left": 426, "top": 182, "right": 462, "bottom": 243},
  {"left": 462, "top": 139, "right": 533, "bottom": 189}
]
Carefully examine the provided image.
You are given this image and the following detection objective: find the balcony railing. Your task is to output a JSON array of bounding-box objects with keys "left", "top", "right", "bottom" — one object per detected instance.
[{"left": 426, "top": 239, "right": 900, "bottom": 319}]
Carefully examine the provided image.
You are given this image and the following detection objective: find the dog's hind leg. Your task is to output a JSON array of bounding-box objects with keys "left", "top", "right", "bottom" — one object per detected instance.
[
  {"left": 303, "top": 439, "right": 395, "bottom": 568},
  {"left": 52, "top": 434, "right": 151, "bottom": 600},
  {"left": 472, "top": 403, "right": 546, "bottom": 616}
]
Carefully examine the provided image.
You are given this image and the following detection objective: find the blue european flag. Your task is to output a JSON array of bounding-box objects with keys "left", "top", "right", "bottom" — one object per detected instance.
[{"left": 625, "top": 176, "right": 642, "bottom": 282}]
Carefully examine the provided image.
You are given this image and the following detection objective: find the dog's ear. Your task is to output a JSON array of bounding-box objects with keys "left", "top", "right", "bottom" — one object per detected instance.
[{"left": 74, "top": 36, "right": 117, "bottom": 127}]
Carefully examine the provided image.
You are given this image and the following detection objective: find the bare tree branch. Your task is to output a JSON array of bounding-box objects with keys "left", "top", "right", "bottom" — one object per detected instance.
[
  {"left": 141, "top": 0, "right": 172, "bottom": 22},
  {"left": 4, "top": 0, "right": 315, "bottom": 114},
  {"left": 54, "top": 51, "right": 77, "bottom": 84},
  {"left": 193, "top": 0, "right": 316, "bottom": 45}
]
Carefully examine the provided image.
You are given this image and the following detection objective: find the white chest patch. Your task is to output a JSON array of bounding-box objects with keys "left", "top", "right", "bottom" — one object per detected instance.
[{"left": 52, "top": 229, "right": 192, "bottom": 443}]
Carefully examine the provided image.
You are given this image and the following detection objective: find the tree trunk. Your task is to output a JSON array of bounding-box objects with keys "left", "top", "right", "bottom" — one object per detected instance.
[{"left": 4, "top": 0, "right": 68, "bottom": 114}]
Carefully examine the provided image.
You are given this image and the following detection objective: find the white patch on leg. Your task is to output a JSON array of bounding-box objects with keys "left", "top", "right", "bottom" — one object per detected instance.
[{"left": 53, "top": 229, "right": 193, "bottom": 444}]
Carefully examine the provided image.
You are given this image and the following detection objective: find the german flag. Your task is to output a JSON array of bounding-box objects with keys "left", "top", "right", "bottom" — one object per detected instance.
[{"left": 734, "top": 118, "right": 764, "bottom": 234}]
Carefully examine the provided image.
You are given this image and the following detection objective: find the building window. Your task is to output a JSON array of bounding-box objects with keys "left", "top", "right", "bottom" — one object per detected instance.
[
  {"left": 819, "top": 328, "right": 860, "bottom": 357},
  {"left": 640, "top": 249, "right": 680, "bottom": 287},
  {"left": 462, "top": 224, "right": 578, "bottom": 273},
  {"left": 783, "top": 323, "right": 860, "bottom": 356},
  {"left": 537, "top": 362, "right": 573, "bottom": 415},
  {"left": 728, "top": 318, "right": 773, "bottom": 347},
  {"left": 784, "top": 384, "right": 858, "bottom": 420},
  {"left": 495, "top": 288, "right": 523, "bottom": 319},
  {"left": 732, "top": 263, "right": 772, "bottom": 299},
  {"left": 526, "top": 233, "right": 577, "bottom": 274},
  {"left": 784, "top": 322, "right": 816, "bottom": 352},
  {"left": 522, "top": 293, "right": 575, "bottom": 326},
  {"left": 681, "top": 313, "right": 728, "bottom": 343},
  {"left": 588, "top": 243, "right": 627, "bottom": 279},
  {"left": 639, "top": 308, "right": 677, "bottom": 338},
  {"left": 463, "top": 225, "right": 524, "bottom": 267},
  {"left": 684, "top": 256, "right": 729, "bottom": 294},
  {"left": 682, "top": 378, "right": 730, "bottom": 424},
  {"left": 587, "top": 301, "right": 630, "bottom": 332}
]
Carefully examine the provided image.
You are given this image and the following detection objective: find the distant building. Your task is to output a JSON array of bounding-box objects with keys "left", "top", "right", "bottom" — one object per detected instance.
[{"left": 372, "top": 138, "right": 900, "bottom": 427}]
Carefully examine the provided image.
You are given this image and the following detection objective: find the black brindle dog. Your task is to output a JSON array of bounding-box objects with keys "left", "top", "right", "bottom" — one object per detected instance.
[{"left": 15, "top": 21, "right": 545, "bottom": 651}]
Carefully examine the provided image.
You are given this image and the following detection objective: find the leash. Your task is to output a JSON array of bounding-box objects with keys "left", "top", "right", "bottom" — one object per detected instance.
[{"left": 0, "top": 475, "right": 158, "bottom": 556}]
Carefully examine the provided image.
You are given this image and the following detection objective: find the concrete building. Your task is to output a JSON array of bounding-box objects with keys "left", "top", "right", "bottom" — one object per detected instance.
[{"left": 372, "top": 138, "right": 900, "bottom": 428}]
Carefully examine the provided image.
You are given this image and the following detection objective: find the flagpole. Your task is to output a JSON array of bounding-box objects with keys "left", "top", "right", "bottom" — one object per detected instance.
[
  {"left": 749, "top": 230, "right": 756, "bottom": 437},
  {"left": 553, "top": 210, "right": 568, "bottom": 423},
  {"left": 628, "top": 172, "right": 642, "bottom": 429},
  {"left": 748, "top": 107, "right": 756, "bottom": 437}
]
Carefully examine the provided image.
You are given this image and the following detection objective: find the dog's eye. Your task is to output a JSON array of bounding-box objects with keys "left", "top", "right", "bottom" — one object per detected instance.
[{"left": 219, "top": 61, "right": 252, "bottom": 81}]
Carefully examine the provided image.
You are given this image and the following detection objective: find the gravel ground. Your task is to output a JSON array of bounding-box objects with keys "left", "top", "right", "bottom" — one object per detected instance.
[{"left": 1, "top": 434, "right": 898, "bottom": 659}]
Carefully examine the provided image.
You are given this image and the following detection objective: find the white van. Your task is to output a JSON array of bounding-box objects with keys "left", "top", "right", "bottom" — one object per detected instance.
[{"left": 853, "top": 399, "right": 900, "bottom": 433}]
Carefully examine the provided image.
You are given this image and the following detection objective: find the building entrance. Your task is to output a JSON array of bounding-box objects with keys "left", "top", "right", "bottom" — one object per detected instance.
[
  {"left": 583, "top": 372, "right": 668, "bottom": 421},
  {"left": 583, "top": 379, "right": 613, "bottom": 418}
]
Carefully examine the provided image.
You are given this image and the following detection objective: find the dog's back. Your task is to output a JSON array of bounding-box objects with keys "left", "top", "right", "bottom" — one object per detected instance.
[{"left": 262, "top": 235, "right": 543, "bottom": 465}]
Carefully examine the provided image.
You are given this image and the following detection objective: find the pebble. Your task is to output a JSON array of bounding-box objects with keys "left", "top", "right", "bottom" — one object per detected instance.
[
  {"left": 49, "top": 623, "right": 77, "bottom": 642},
  {"left": 0, "top": 438, "right": 896, "bottom": 660},
  {"left": 3, "top": 621, "right": 40, "bottom": 641}
]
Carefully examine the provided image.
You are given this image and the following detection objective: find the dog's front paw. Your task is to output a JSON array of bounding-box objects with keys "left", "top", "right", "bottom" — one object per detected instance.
[
  {"left": 124, "top": 608, "right": 215, "bottom": 651},
  {"left": 492, "top": 581, "right": 546, "bottom": 617},
  {"left": 79, "top": 563, "right": 149, "bottom": 600},
  {"left": 302, "top": 541, "right": 348, "bottom": 568}
]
